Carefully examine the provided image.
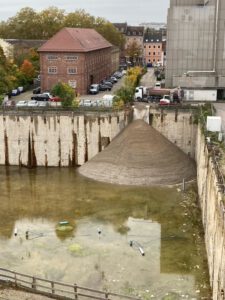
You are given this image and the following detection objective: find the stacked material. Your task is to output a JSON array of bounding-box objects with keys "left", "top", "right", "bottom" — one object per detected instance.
[{"left": 79, "top": 120, "right": 196, "bottom": 186}]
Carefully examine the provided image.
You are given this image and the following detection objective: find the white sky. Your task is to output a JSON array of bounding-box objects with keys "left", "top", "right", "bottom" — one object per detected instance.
[{"left": 0, "top": 0, "right": 170, "bottom": 24}]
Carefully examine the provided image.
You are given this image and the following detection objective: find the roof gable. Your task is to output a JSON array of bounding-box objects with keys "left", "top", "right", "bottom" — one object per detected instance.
[{"left": 38, "top": 28, "right": 112, "bottom": 53}]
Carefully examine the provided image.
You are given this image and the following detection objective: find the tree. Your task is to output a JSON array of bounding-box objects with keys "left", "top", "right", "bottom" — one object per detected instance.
[
  {"left": 4, "top": 7, "right": 40, "bottom": 39},
  {"left": 64, "top": 9, "right": 95, "bottom": 28},
  {"left": 125, "top": 40, "right": 142, "bottom": 63},
  {"left": 20, "top": 59, "right": 35, "bottom": 83},
  {"left": 51, "top": 82, "right": 75, "bottom": 107},
  {"left": 0, "top": 7, "right": 125, "bottom": 48},
  {"left": 38, "top": 7, "right": 65, "bottom": 39}
]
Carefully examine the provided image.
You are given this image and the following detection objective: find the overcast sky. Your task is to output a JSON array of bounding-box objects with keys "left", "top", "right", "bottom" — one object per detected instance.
[{"left": 0, "top": 0, "right": 170, "bottom": 24}]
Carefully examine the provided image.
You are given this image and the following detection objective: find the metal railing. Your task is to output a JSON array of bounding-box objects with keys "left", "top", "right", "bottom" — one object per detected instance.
[{"left": 0, "top": 268, "right": 141, "bottom": 300}]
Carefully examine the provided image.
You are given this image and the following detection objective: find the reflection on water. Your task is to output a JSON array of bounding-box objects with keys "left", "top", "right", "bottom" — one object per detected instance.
[{"left": 0, "top": 167, "right": 211, "bottom": 299}]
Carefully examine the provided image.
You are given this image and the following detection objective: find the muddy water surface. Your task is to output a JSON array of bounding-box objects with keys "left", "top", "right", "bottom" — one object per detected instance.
[{"left": 0, "top": 167, "right": 211, "bottom": 299}]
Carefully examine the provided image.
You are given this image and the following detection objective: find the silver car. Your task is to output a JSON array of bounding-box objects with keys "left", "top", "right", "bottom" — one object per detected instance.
[
  {"left": 16, "top": 100, "right": 28, "bottom": 107},
  {"left": 28, "top": 100, "right": 39, "bottom": 107}
]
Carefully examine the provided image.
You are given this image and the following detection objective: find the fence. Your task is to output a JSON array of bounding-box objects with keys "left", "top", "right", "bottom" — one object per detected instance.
[{"left": 0, "top": 268, "right": 141, "bottom": 300}]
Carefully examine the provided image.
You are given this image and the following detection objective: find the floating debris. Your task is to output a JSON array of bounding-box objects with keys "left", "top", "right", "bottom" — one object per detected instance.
[
  {"left": 129, "top": 240, "right": 145, "bottom": 256},
  {"left": 56, "top": 221, "right": 74, "bottom": 232}
]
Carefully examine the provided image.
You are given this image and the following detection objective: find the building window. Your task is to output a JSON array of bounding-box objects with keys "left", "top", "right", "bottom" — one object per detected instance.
[
  {"left": 153, "top": 45, "right": 156, "bottom": 48},
  {"left": 144, "top": 45, "right": 146, "bottom": 48},
  {"left": 47, "top": 55, "right": 58, "bottom": 60},
  {"left": 149, "top": 52, "right": 151, "bottom": 55},
  {"left": 68, "top": 80, "right": 77, "bottom": 88},
  {"left": 64, "top": 55, "right": 78, "bottom": 61},
  {"left": 67, "top": 67, "right": 77, "bottom": 74},
  {"left": 48, "top": 66, "right": 57, "bottom": 74},
  {"left": 158, "top": 46, "right": 160, "bottom": 48},
  {"left": 153, "top": 52, "right": 156, "bottom": 55},
  {"left": 149, "top": 45, "right": 151, "bottom": 48}
]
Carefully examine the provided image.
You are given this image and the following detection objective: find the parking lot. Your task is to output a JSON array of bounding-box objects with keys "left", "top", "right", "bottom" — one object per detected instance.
[{"left": 4, "top": 73, "right": 125, "bottom": 108}]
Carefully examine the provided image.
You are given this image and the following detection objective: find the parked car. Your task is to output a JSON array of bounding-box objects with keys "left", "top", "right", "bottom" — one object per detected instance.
[
  {"left": 110, "top": 76, "right": 118, "bottom": 83},
  {"left": 33, "top": 87, "right": 41, "bottom": 94},
  {"left": 50, "top": 96, "right": 62, "bottom": 102},
  {"left": 101, "top": 80, "right": 113, "bottom": 88},
  {"left": 31, "top": 94, "right": 50, "bottom": 101},
  {"left": 99, "top": 84, "right": 111, "bottom": 91},
  {"left": 16, "top": 100, "right": 28, "bottom": 107},
  {"left": 18, "top": 86, "right": 24, "bottom": 93},
  {"left": 28, "top": 100, "right": 39, "bottom": 107},
  {"left": 106, "top": 78, "right": 115, "bottom": 84},
  {"left": 89, "top": 84, "right": 99, "bottom": 95},
  {"left": 11, "top": 89, "right": 20, "bottom": 96},
  {"left": 113, "top": 72, "right": 123, "bottom": 78}
]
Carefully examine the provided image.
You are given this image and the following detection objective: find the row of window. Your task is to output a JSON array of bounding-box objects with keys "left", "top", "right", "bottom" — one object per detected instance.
[
  {"left": 147, "top": 59, "right": 160, "bottom": 63},
  {"left": 146, "top": 52, "right": 161, "bottom": 55},
  {"left": 48, "top": 66, "right": 77, "bottom": 74},
  {"left": 47, "top": 55, "right": 79, "bottom": 61},
  {"left": 144, "top": 45, "right": 161, "bottom": 49}
]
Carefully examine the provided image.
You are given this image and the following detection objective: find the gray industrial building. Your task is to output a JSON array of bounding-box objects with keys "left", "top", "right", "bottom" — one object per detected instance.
[{"left": 165, "top": 0, "right": 225, "bottom": 99}]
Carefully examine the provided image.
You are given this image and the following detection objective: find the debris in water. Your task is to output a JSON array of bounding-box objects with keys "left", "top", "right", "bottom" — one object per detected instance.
[
  {"left": 14, "top": 228, "right": 18, "bottom": 236},
  {"left": 129, "top": 240, "right": 145, "bottom": 256},
  {"left": 56, "top": 221, "right": 74, "bottom": 232}
]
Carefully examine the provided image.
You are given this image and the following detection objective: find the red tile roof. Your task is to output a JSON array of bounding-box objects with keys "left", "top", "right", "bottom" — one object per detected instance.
[{"left": 38, "top": 28, "right": 112, "bottom": 53}]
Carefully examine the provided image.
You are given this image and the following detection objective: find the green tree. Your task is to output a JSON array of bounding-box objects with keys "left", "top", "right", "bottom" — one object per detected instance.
[
  {"left": 39, "top": 7, "right": 65, "bottom": 39},
  {"left": 0, "top": 46, "right": 11, "bottom": 94},
  {"left": 94, "top": 17, "right": 125, "bottom": 49},
  {"left": 4, "top": 7, "right": 40, "bottom": 39},
  {"left": 51, "top": 82, "right": 75, "bottom": 107},
  {"left": 115, "top": 86, "right": 134, "bottom": 104},
  {"left": 64, "top": 9, "right": 95, "bottom": 28}
]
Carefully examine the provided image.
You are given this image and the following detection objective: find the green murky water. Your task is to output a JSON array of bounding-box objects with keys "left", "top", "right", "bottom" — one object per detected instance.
[{"left": 0, "top": 167, "right": 211, "bottom": 299}]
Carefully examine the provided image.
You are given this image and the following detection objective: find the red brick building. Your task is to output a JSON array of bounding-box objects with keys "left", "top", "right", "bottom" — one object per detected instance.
[{"left": 38, "top": 28, "right": 112, "bottom": 95}]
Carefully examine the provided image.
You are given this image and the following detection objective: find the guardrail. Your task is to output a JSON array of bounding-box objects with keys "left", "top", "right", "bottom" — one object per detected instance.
[{"left": 0, "top": 268, "right": 141, "bottom": 300}]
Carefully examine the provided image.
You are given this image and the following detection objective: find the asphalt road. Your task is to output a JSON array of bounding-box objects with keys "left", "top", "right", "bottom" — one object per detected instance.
[{"left": 140, "top": 68, "right": 156, "bottom": 88}]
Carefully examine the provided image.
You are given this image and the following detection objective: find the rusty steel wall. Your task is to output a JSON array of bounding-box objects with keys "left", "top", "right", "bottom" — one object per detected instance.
[{"left": 0, "top": 111, "right": 131, "bottom": 167}]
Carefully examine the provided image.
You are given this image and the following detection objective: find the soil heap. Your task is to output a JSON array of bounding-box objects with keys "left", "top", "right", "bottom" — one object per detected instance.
[{"left": 79, "top": 120, "right": 196, "bottom": 186}]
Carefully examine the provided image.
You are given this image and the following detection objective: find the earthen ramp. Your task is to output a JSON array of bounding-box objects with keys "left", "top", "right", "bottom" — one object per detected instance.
[{"left": 79, "top": 120, "right": 196, "bottom": 186}]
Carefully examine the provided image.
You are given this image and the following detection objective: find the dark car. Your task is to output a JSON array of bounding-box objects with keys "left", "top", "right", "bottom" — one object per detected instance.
[
  {"left": 99, "top": 84, "right": 111, "bottom": 91},
  {"left": 33, "top": 87, "right": 41, "bottom": 94},
  {"left": 101, "top": 80, "right": 113, "bottom": 88},
  {"left": 105, "top": 78, "right": 115, "bottom": 85},
  {"left": 31, "top": 94, "right": 50, "bottom": 101}
]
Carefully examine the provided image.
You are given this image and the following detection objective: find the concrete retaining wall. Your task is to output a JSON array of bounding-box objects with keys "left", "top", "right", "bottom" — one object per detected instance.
[
  {"left": 0, "top": 111, "right": 131, "bottom": 167},
  {"left": 195, "top": 125, "right": 225, "bottom": 300},
  {"left": 150, "top": 108, "right": 197, "bottom": 158}
]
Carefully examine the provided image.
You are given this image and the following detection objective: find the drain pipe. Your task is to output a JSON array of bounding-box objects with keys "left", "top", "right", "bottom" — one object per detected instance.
[{"left": 186, "top": 0, "right": 219, "bottom": 76}]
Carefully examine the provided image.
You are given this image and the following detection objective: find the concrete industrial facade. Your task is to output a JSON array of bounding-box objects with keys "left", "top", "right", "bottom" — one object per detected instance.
[{"left": 165, "top": 0, "right": 225, "bottom": 98}]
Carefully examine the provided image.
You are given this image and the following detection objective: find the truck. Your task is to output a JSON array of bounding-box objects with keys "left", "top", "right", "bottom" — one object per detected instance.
[{"left": 134, "top": 86, "right": 149, "bottom": 101}]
